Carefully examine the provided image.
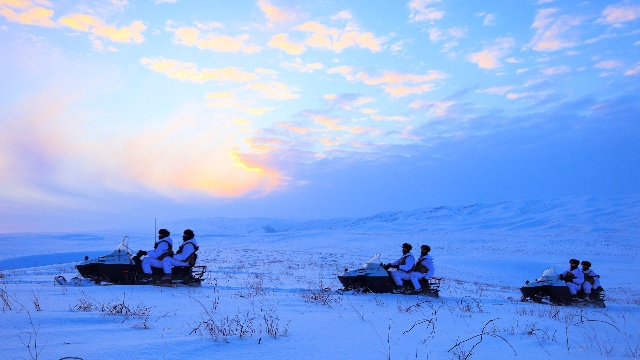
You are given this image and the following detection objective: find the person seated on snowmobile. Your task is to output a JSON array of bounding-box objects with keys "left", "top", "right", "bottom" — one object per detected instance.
[
  {"left": 409, "top": 245, "right": 435, "bottom": 293},
  {"left": 559, "top": 258, "right": 584, "bottom": 298},
  {"left": 580, "top": 260, "right": 601, "bottom": 299},
  {"left": 160, "top": 229, "right": 199, "bottom": 282},
  {"left": 139, "top": 228, "right": 174, "bottom": 277},
  {"left": 382, "top": 243, "right": 415, "bottom": 294}
]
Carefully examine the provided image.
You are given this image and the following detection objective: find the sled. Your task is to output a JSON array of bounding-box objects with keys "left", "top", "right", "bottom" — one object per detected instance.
[
  {"left": 74, "top": 236, "right": 206, "bottom": 286},
  {"left": 520, "top": 268, "right": 605, "bottom": 308},
  {"left": 338, "top": 254, "right": 441, "bottom": 297}
]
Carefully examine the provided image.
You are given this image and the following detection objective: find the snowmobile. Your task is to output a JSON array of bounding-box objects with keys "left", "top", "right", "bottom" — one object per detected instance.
[
  {"left": 74, "top": 236, "right": 206, "bottom": 286},
  {"left": 520, "top": 268, "right": 605, "bottom": 308},
  {"left": 338, "top": 254, "right": 441, "bottom": 296}
]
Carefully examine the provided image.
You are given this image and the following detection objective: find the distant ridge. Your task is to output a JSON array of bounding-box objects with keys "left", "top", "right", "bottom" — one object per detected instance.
[{"left": 164, "top": 194, "right": 640, "bottom": 235}]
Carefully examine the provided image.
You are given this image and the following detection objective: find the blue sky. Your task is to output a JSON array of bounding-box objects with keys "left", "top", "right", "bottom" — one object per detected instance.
[{"left": 1, "top": 0, "right": 639, "bottom": 232}]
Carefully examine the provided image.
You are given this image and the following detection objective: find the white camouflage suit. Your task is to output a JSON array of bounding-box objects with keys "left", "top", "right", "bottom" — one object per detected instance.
[
  {"left": 390, "top": 253, "right": 416, "bottom": 286},
  {"left": 562, "top": 266, "right": 584, "bottom": 295},
  {"left": 410, "top": 254, "right": 435, "bottom": 290},
  {"left": 162, "top": 238, "right": 199, "bottom": 275},
  {"left": 141, "top": 237, "right": 173, "bottom": 274},
  {"left": 582, "top": 268, "right": 601, "bottom": 294}
]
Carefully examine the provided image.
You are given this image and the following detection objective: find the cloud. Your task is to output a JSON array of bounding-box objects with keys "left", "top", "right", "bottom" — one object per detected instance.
[
  {"left": 111, "top": 119, "right": 288, "bottom": 198},
  {"left": 247, "top": 81, "right": 300, "bottom": 100},
  {"left": 539, "top": 65, "right": 571, "bottom": 75},
  {"left": 598, "top": 2, "right": 640, "bottom": 26},
  {"left": 58, "top": 13, "right": 146, "bottom": 44},
  {"left": 276, "top": 121, "right": 315, "bottom": 135},
  {"left": 408, "top": 0, "right": 444, "bottom": 23},
  {"left": 140, "top": 57, "right": 258, "bottom": 83},
  {"left": 331, "top": 10, "right": 352, "bottom": 20},
  {"left": 0, "top": 89, "right": 290, "bottom": 209},
  {"left": 327, "top": 66, "right": 446, "bottom": 97},
  {"left": 205, "top": 91, "right": 276, "bottom": 115},
  {"left": 625, "top": 63, "right": 640, "bottom": 75},
  {"left": 468, "top": 37, "right": 515, "bottom": 69},
  {"left": 268, "top": 33, "right": 306, "bottom": 55},
  {"left": 478, "top": 86, "right": 516, "bottom": 95},
  {"left": 593, "top": 60, "right": 623, "bottom": 69},
  {"left": 0, "top": 97, "right": 84, "bottom": 207},
  {"left": 409, "top": 100, "right": 454, "bottom": 117},
  {"left": 478, "top": 12, "right": 496, "bottom": 26},
  {"left": 258, "top": 0, "right": 298, "bottom": 28},
  {"left": 527, "top": 8, "right": 585, "bottom": 52},
  {"left": 307, "top": 113, "right": 349, "bottom": 131},
  {"left": 172, "top": 26, "right": 261, "bottom": 53},
  {"left": 268, "top": 17, "right": 384, "bottom": 54},
  {"left": 371, "top": 114, "right": 408, "bottom": 122},
  {"left": 506, "top": 91, "right": 546, "bottom": 100},
  {"left": 280, "top": 57, "right": 324, "bottom": 73},
  {"left": 0, "top": 0, "right": 56, "bottom": 27},
  {"left": 428, "top": 26, "right": 466, "bottom": 51},
  {"left": 322, "top": 93, "right": 374, "bottom": 110},
  {"left": 294, "top": 21, "right": 383, "bottom": 53}
]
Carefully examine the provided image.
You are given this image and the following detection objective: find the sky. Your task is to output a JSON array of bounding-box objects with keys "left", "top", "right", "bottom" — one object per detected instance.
[{"left": 1, "top": 0, "right": 639, "bottom": 233}]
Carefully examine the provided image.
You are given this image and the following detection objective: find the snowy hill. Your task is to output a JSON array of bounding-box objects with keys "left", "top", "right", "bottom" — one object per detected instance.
[
  {"left": 159, "top": 194, "right": 640, "bottom": 235},
  {"left": 0, "top": 194, "right": 639, "bottom": 359}
]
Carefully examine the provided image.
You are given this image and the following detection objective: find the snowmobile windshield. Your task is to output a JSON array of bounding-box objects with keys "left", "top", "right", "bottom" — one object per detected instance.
[
  {"left": 363, "top": 254, "right": 382, "bottom": 268},
  {"left": 113, "top": 236, "right": 132, "bottom": 256},
  {"left": 537, "top": 268, "right": 560, "bottom": 282}
]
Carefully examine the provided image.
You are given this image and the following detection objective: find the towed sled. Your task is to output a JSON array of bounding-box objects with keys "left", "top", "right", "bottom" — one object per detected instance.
[
  {"left": 338, "top": 254, "right": 441, "bottom": 297},
  {"left": 520, "top": 268, "right": 605, "bottom": 308},
  {"left": 74, "top": 236, "right": 206, "bottom": 286}
]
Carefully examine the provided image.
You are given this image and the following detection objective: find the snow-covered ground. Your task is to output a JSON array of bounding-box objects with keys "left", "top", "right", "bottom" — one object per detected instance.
[{"left": 1, "top": 195, "right": 639, "bottom": 359}]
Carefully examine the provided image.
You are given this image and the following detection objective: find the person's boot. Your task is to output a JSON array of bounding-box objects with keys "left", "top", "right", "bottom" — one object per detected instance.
[{"left": 392, "top": 286, "right": 406, "bottom": 294}]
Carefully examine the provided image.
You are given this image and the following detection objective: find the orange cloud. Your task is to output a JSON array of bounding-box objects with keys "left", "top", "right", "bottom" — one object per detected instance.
[
  {"left": 173, "top": 26, "right": 261, "bottom": 53},
  {"left": 247, "top": 81, "right": 299, "bottom": 100},
  {"left": 371, "top": 114, "right": 408, "bottom": 122},
  {"left": 599, "top": 3, "right": 640, "bottom": 25},
  {"left": 258, "top": 0, "right": 298, "bottom": 28},
  {"left": 0, "top": 0, "right": 56, "bottom": 27},
  {"left": 277, "top": 121, "right": 315, "bottom": 134},
  {"left": 140, "top": 57, "right": 258, "bottom": 83},
  {"left": 268, "top": 33, "right": 306, "bottom": 55},
  {"left": 280, "top": 57, "right": 324, "bottom": 73},
  {"left": 327, "top": 66, "right": 446, "bottom": 97},
  {"left": 593, "top": 60, "right": 623, "bottom": 69},
  {"left": 527, "top": 8, "right": 585, "bottom": 52},
  {"left": 625, "top": 63, "right": 640, "bottom": 76},
  {"left": 408, "top": 0, "right": 444, "bottom": 23},
  {"left": 110, "top": 117, "right": 288, "bottom": 198},
  {"left": 322, "top": 94, "right": 374, "bottom": 110},
  {"left": 409, "top": 100, "right": 454, "bottom": 117},
  {"left": 469, "top": 37, "right": 515, "bottom": 69},
  {"left": 307, "top": 113, "right": 348, "bottom": 131},
  {"left": 295, "top": 21, "right": 383, "bottom": 53},
  {"left": 205, "top": 94, "right": 276, "bottom": 116},
  {"left": 59, "top": 13, "right": 146, "bottom": 44}
]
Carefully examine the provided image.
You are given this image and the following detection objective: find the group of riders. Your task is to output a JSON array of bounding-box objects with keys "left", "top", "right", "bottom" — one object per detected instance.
[
  {"left": 135, "top": 231, "right": 602, "bottom": 298},
  {"left": 560, "top": 258, "right": 602, "bottom": 300},
  {"left": 381, "top": 242, "right": 602, "bottom": 299},
  {"left": 382, "top": 243, "right": 435, "bottom": 294},
  {"left": 136, "top": 228, "right": 200, "bottom": 283}
]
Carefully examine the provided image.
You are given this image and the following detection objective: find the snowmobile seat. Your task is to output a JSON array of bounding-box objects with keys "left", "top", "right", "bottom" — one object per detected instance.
[
  {"left": 171, "top": 254, "right": 207, "bottom": 281},
  {"left": 421, "top": 277, "right": 442, "bottom": 290},
  {"left": 399, "top": 277, "right": 441, "bottom": 296}
]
